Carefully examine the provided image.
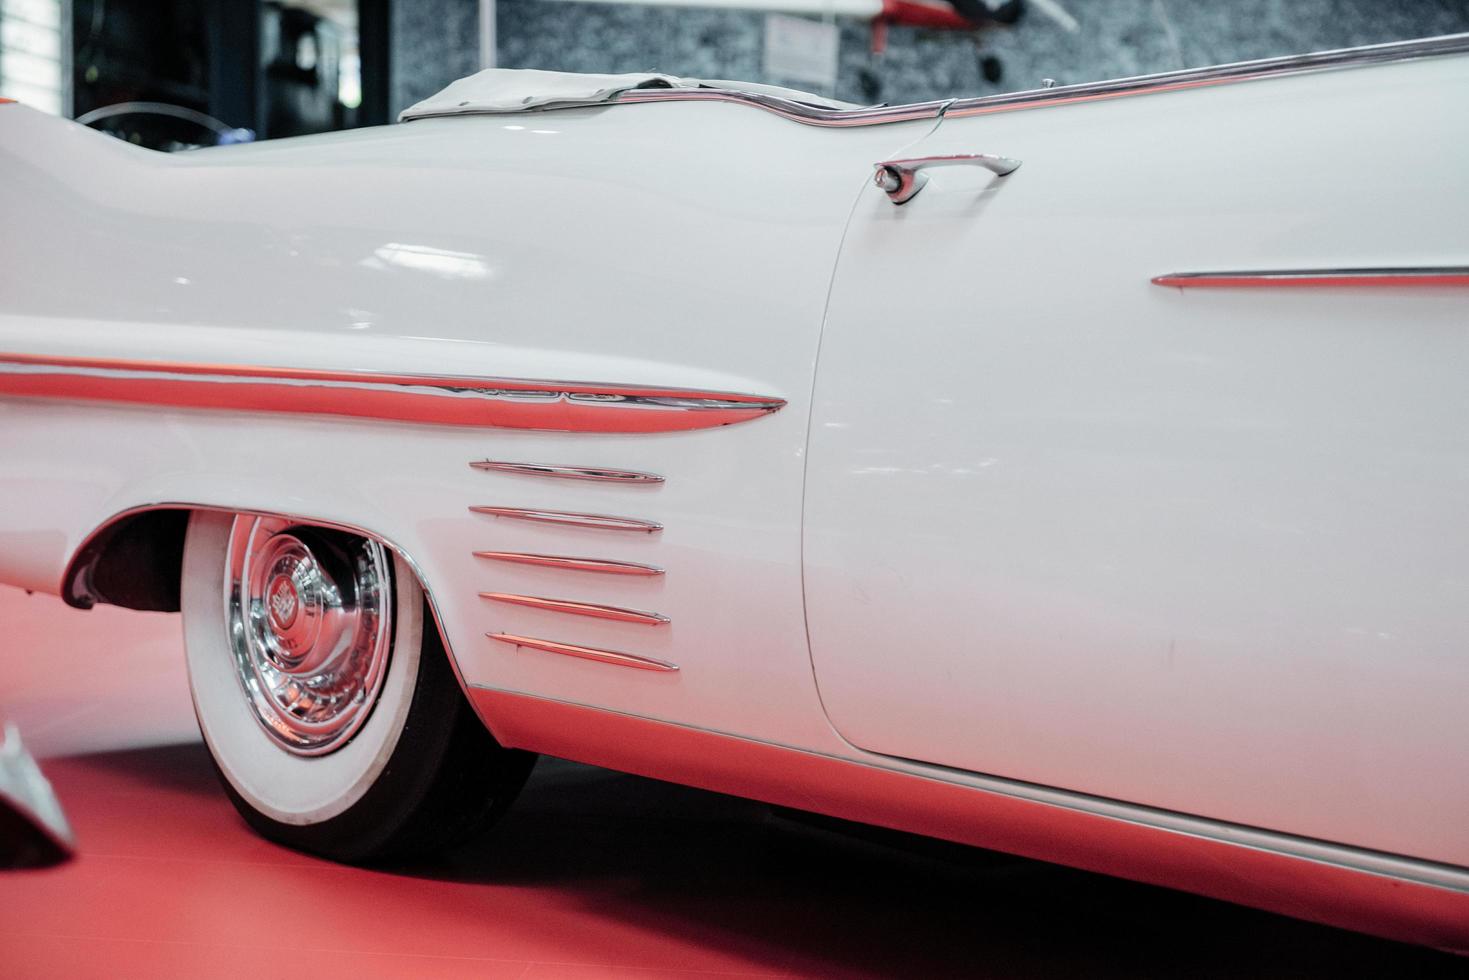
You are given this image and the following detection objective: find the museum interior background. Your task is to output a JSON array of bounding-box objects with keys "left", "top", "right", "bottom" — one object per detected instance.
[{"left": 1, "top": 0, "right": 1466, "bottom": 146}]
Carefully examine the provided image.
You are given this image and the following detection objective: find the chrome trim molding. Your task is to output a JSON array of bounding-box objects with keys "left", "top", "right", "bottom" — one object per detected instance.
[
  {"left": 488, "top": 633, "right": 678, "bottom": 672},
  {"left": 613, "top": 86, "right": 950, "bottom": 126},
  {"left": 480, "top": 591, "right": 669, "bottom": 625},
  {"left": 1152, "top": 267, "right": 1469, "bottom": 288},
  {"left": 944, "top": 33, "right": 1469, "bottom": 120},
  {"left": 469, "top": 506, "right": 662, "bottom": 533},
  {"left": 474, "top": 687, "right": 1469, "bottom": 894},
  {"left": 0, "top": 352, "right": 785, "bottom": 433},
  {"left": 468, "top": 687, "right": 1469, "bottom": 950},
  {"left": 473, "top": 551, "right": 665, "bottom": 576},
  {"left": 470, "top": 460, "right": 665, "bottom": 484},
  {"left": 612, "top": 33, "right": 1469, "bottom": 128}
]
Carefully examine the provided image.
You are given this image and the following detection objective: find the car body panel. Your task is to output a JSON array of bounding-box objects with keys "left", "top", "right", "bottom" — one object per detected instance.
[
  {"left": 804, "top": 49, "right": 1469, "bottom": 865},
  {"left": 0, "top": 99, "right": 947, "bottom": 758}
]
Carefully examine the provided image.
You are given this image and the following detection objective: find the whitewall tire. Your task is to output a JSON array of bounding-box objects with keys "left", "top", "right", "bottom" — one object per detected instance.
[{"left": 181, "top": 511, "right": 534, "bottom": 862}]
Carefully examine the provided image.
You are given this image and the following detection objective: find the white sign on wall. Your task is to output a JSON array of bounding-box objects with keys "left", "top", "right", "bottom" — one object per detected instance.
[
  {"left": 762, "top": 13, "right": 839, "bottom": 92},
  {"left": 0, "top": 0, "right": 66, "bottom": 115}
]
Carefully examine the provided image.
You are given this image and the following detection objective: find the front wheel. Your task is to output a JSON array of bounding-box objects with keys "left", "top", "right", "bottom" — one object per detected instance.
[{"left": 181, "top": 511, "right": 534, "bottom": 863}]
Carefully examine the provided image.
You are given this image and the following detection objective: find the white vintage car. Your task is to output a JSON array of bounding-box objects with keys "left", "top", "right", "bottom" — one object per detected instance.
[{"left": 2, "top": 33, "right": 1467, "bottom": 949}]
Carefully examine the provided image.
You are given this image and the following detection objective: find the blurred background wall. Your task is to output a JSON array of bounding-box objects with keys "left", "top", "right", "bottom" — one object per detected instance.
[
  {"left": 1, "top": 0, "right": 1466, "bottom": 145},
  {"left": 490, "top": 0, "right": 1469, "bottom": 108},
  {"left": 404, "top": 0, "right": 1469, "bottom": 110}
]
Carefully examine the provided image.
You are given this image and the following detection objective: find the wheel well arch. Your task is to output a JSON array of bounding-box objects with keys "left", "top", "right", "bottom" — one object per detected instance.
[
  {"left": 62, "top": 505, "right": 443, "bottom": 625},
  {"left": 62, "top": 507, "right": 191, "bottom": 611},
  {"left": 61, "top": 502, "right": 489, "bottom": 737}
]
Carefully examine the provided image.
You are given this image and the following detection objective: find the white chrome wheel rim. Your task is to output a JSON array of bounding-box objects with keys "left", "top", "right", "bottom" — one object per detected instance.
[{"left": 225, "top": 515, "right": 393, "bottom": 757}]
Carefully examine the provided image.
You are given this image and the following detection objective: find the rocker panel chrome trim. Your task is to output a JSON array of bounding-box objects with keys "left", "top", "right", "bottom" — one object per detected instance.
[
  {"left": 1152, "top": 267, "right": 1469, "bottom": 288},
  {"left": 488, "top": 633, "right": 678, "bottom": 672},
  {"left": 473, "top": 551, "right": 665, "bottom": 576},
  {"left": 469, "top": 507, "right": 662, "bottom": 533},
  {"left": 469, "top": 686, "right": 1469, "bottom": 951},
  {"left": 0, "top": 352, "right": 785, "bottom": 433},
  {"left": 470, "top": 461, "right": 665, "bottom": 484},
  {"left": 480, "top": 591, "right": 669, "bottom": 625}
]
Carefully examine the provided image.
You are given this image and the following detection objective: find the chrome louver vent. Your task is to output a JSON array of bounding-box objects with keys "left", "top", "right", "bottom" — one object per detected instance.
[
  {"left": 479, "top": 592, "right": 669, "bottom": 626},
  {"left": 469, "top": 506, "right": 662, "bottom": 533},
  {"left": 472, "top": 551, "right": 664, "bottom": 576},
  {"left": 468, "top": 461, "right": 665, "bottom": 484},
  {"left": 470, "top": 459, "right": 675, "bottom": 670},
  {"left": 485, "top": 633, "right": 677, "bottom": 672}
]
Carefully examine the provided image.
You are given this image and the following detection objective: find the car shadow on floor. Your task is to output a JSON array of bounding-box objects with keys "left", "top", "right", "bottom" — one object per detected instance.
[{"left": 63, "top": 746, "right": 1469, "bottom": 978}]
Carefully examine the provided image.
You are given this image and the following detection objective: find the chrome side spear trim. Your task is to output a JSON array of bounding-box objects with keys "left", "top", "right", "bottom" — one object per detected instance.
[
  {"left": 0, "top": 352, "right": 785, "bottom": 433},
  {"left": 480, "top": 592, "right": 669, "bottom": 625},
  {"left": 1152, "top": 267, "right": 1469, "bottom": 288},
  {"left": 469, "top": 506, "right": 662, "bottom": 532},
  {"left": 489, "top": 633, "right": 678, "bottom": 672},
  {"left": 469, "top": 461, "right": 665, "bottom": 484},
  {"left": 473, "top": 551, "right": 665, "bottom": 576}
]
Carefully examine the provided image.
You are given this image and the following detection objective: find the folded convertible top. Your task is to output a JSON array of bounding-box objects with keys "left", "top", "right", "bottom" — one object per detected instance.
[{"left": 399, "top": 69, "right": 854, "bottom": 121}]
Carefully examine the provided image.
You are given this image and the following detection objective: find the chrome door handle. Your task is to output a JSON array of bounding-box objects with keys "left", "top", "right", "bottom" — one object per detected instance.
[{"left": 873, "top": 153, "right": 1022, "bottom": 205}]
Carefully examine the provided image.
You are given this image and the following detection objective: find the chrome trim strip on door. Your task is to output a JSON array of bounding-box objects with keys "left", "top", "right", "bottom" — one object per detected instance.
[
  {"left": 944, "top": 33, "right": 1469, "bottom": 120},
  {"left": 1152, "top": 267, "right": 1469, "bottom": 288},
  {"left": 469, "top": 506, "right": 662, "bottom": 532},
  {"left": 469, "top": 461, "right": 665, "bottom": 484},
  {"left": 473, "top": 551, "right": 665, "bottom": 576},
  {"left": 0, "top": 352, "right": 785, "bottom": 433},
  {"left": 488, "top": 633, "right": 678, "bottom": 671},
  {"left": 612, "top": 33, "right": 1469, "bottom": 127},
  {"left": 480, "top": 592, "right": 669, "bottom": 625}
]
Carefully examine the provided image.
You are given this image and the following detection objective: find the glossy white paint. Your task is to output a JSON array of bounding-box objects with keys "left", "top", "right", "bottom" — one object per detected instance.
[
  {"left": 0, "top": 98, "right": 934, "bottom": 759},
  {"left": 804, "top": 51, "right": 1469, "bottom": 865},
  {"left": 2, "top": 39, "right": 1469, "bottom": 941}
]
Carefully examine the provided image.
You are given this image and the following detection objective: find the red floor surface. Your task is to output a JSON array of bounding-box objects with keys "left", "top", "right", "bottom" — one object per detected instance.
[{"left": 1, "top": 587, "right": 1466, "bottom": 978}]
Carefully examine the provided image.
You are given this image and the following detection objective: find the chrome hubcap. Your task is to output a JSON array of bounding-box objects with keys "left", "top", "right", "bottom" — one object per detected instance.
[{"left": 226, "top": 516, "right": 393, "bottom": 756}]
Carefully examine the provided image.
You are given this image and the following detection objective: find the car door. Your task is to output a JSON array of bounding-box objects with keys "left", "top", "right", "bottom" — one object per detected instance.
[{"left": 803, "top": 51, "right": 1469, "bottom": 865}]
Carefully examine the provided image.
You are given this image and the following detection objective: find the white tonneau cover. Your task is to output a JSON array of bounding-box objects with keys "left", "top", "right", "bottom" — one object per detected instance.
[{"left": 399, "top": 69, "right": 853, "bottom": 121}]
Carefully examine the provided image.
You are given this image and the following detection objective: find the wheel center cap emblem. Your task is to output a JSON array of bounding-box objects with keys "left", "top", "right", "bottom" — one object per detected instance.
[{"left": 267, "top": 574, "right": 299, "bottom": 631}]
